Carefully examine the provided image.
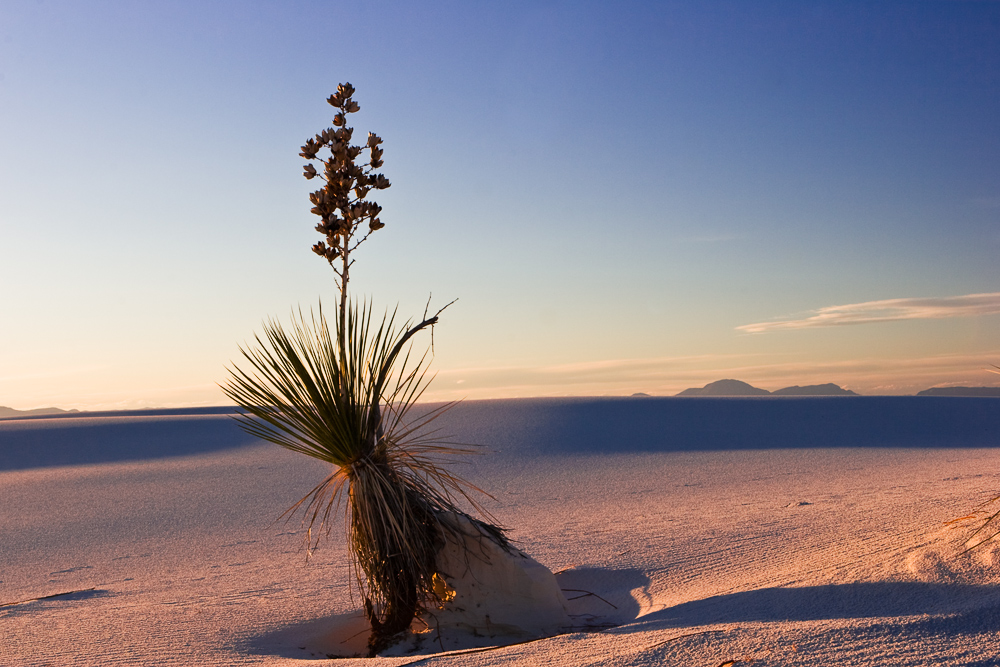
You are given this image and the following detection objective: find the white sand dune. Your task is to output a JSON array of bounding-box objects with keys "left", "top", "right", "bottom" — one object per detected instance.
[{"left": 2, "top": 397, "right": 1000, "bottom": 665}]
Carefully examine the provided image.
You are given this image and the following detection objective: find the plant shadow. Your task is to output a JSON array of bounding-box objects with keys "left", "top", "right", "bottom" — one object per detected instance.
[
  {"left": 244, "top": 609, "right": 372, "bottom": 660},
  {"left": 244, "top": 567, "right": 650, "bottom": 660},
  {"left": 633, "top": 581, "right": 1000, "bottom": 632},
  {"left": 554, "top": 566, "right": 648, "bottom": 628}
]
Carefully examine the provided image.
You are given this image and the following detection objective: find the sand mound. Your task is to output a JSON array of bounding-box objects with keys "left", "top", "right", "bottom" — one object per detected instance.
[
  {"left": 905, "top": 518, "right": 1000, "bottom": 588},
  {"left": 427, "top": 515, "right": 569, "bottom": 639},
  {"left": 376, "top": 514, "right": 571, "bottom": 655}
]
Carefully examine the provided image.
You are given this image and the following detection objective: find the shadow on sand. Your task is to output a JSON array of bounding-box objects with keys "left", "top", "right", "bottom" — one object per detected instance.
[
  {"left": 0, "top": 412, "right": 259, "bottom": 471},
  {"left": 242, "top": 571, "right": 1000, "bottom": 660},
  {"left": 1, "top": 588, "right": 113, "bottom": 618},
  {"left": 244, "top": 567, "right": 650, "bottom": 660},
  {"left": 555, "top": 566, "right": 647, "bottom": 627},
  {"left": 246, "top": 608, "right": 373, "bottom": 660},
  {"left": 432, "top": 397, "right": 1000, "bottom": 454},
  {"left": 635, "top": 581, "right": 1000, "bottom": 631},
  {"left": 4, "top": 396, "right": 999, "bottom": 471}
]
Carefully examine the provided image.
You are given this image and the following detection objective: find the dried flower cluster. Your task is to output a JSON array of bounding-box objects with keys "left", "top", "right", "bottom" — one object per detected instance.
[{"left": 300, "top": 82, "right": 391, "bottom": 307}]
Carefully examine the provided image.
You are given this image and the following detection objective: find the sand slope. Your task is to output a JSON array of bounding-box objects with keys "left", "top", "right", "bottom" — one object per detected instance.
[{"left": 2, "top": 398, "right": 999, "bottom": 665}]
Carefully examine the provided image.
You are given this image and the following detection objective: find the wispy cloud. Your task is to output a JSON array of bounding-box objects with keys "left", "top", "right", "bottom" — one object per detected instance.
[{"left": 737, "top": 292, "right": 1000, "bottom": 334}]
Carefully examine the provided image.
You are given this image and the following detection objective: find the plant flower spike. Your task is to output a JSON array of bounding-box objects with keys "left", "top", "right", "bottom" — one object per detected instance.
[{"left": 223, "top": 84, "right": 568, "bottom": 656}]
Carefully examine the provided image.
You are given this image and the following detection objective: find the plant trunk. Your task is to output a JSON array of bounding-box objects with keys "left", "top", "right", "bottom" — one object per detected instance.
[
  {"left": 364, "top": 563, "right": 419, "bottom": 656},
  {"left": 354, "top": 464, "right": 441, "bottom": 656}
]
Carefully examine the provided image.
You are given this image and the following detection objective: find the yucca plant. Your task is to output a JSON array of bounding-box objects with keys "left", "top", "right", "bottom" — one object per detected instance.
[
  {"left": 223, "top": 302, "right": 502, "bottom": 653},
  {"left": 223, "top": 84, "right": 507, "bottom": 656}
]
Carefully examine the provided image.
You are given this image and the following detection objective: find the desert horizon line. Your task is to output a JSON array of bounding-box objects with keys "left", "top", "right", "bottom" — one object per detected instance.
[
  {"left": 4, "top": 349, "right": 998, "bottom": 413},
  {"left": 6, "top": 377, "right": 1000, "bottom": 416}
]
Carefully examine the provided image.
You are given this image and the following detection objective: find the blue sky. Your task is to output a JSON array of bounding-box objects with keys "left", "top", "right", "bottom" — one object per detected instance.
[{"left": 2, "top": 0, "right": 999, "bottom": 410}]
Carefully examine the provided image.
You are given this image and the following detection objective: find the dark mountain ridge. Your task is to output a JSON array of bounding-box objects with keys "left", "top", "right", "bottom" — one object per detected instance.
[
  {"left": 677, "top": 379, "right": 770, "bottom": 396},
  {"left": 677, "top": 379, "right": 857, "bottom": 396},
  {"left": 0, "top": 406, "right": 80, "bottom": 419}
]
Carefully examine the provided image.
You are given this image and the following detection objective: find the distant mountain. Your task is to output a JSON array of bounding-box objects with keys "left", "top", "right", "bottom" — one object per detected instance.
[
  {"left": 676, "top": 379, "right": 770, "bottom": 396},
  {"left": 677, "top": 380, "right": 859, "bottom": 397},
  {"left": 916, "top": 387, "right": 1000, "bottom": 397},
  {"left": 772, "top": 383, "right": 858, "bottom": 396},
  {"left": 0, "top": 406, "right": 79, "bottom": 419}
]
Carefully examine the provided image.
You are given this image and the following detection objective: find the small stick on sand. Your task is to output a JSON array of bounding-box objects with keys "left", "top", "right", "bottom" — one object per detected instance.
[{"left": 560, "top": 588, "right": 619, "bottom": 609}]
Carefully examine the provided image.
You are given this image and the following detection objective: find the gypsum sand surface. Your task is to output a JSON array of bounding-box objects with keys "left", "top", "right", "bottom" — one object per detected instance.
[{"left": 1, "top": 396, "right": 1000, "bottom": 666}]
